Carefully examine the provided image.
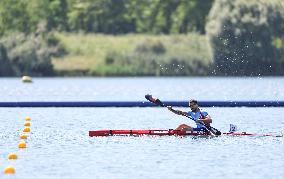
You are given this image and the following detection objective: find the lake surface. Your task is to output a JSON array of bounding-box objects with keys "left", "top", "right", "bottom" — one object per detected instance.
[{"left": 0, "top": 77, "right": 283, "bottom": 179}]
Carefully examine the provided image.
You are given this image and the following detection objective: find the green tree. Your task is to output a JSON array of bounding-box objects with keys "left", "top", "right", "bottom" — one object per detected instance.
[
  {"left": 38, "top": 0, "right": 69, "bottom": 31},
  {"left": 0, "top": 0, "right": 69, "bottom": 36},
  {"left": 0, "top": 0, "right": 31, "bottom": 35},
  {"left": 68, "top": 0, "right": 135, "bottom": 33},
  {"left": 0, "top": 43, "right": 13, "bottom": 76},
  {"left": 206, "top": 0, "right": 284, "bottom": 75},
  {"left": 1, "top": 32, "right": 56, "bottom": 76},
  {"left": 132, "top": 0, "right": 213, "bottom": 34},
  {"left": 0, "top": 0, "right": 214, "bottom": 35},
  {"left": 67, "top": 0, "right": 213, "bottom": 34}
]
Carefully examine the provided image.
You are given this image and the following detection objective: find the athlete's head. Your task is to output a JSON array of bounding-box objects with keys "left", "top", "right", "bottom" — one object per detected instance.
[{"left": 189, "top": 99, "right": 198, "bottom": 111}]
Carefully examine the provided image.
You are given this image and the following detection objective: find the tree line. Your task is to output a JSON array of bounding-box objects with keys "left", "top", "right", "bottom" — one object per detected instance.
[
  {"left": 0, "top": 0, "right": 212, "bottom": 36},
  {"left": 0, "top": 0, "right": 284, "bottom": 76}
]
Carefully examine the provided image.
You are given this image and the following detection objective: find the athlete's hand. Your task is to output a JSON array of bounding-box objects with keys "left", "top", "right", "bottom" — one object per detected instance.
[{"left": 196, "top": 119, "right": 204, "bottom": 124}]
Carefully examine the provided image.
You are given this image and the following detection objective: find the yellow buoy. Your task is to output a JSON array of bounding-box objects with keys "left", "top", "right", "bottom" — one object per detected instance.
[
  {"left": 25, "top": 116, "right": 31, "bottom": 121},
  {"left": 24, "top": 121, "right": 31, "bottom": 126},
  {"left": 4, "top": 166, "right": 15, "bottom": 174},
  {"left": 23, "top": 127, "right": 30, "bottom": 132},
  {"left": 18, "top": 141, "right": 27, "bottom": 148},
  {"left": 8, "top": 153, "right": 18, "bottom": 160},
  {"left": 22, "top": 76, "right": 32, "bottom": 83},
  {"left": 20, "top": 133, "right": 28, "bottom": 139}
]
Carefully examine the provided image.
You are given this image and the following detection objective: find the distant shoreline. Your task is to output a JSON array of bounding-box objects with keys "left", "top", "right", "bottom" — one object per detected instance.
[{"left": 52, "top": 33, "right": 213, "bottom": 76}]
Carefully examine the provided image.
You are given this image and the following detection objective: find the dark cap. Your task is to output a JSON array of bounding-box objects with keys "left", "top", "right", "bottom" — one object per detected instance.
[{"left": 189, "top": 99, "right": 198, "bottom": 104}]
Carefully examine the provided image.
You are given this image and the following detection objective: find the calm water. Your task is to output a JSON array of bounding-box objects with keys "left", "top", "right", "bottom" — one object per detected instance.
[{"left": 0, "top": 77, "right": 283, "bottom": 179}]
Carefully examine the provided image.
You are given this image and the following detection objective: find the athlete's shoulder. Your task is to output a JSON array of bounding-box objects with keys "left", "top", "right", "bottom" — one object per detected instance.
[{"left": 200, "top": 111, "right": 209, "bottom": 116}]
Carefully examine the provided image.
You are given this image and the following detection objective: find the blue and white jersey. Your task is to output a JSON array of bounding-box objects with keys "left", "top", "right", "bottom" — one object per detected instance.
[{"left": 187, "top": 111, "right": 208, "bottom": 128}]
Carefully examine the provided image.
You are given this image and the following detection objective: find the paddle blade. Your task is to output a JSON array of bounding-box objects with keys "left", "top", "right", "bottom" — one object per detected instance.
[
  {"left": 145, "top": 94, "right": 165, "bottom": 107},
  {"left": 211, "top": 127, "right": 222, "bottom": 135},
  {"left": 145, "top": 94, "right": 153, "bottom": 102}
]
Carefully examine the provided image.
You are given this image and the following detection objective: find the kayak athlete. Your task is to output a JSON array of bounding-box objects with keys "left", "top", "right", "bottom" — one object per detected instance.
[{"left": 167, "top": 99, "right": 212, "bottom": 132}]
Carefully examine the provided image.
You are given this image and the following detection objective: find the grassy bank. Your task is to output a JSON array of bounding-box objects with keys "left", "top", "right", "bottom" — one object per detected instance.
[{"left": 52, "top": 33, "right": 212, "bottom": 76}]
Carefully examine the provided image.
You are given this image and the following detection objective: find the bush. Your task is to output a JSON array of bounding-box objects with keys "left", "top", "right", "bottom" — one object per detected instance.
[
  {"left": 0, "top": 31, "right": 65, "bottom": 76},
  {"left": 53, "top": 33, "right": 212, "bottom": 76},
  {"left": 0, "top": 43, "right": 13, "bottom": 76},
  {"left": 94, "top": 39, "right": 211, "bottom": 76},
  {"left": 206, "top": 0, "right": 284, "bottom": 76},
  {"left": 135, "top": 41, "right": 166, "bottom": 54}
]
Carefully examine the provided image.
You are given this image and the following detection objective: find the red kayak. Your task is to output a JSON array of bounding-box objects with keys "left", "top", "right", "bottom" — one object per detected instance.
[{"left": 89, "top": 129, "right": 281, "bottom": 137}]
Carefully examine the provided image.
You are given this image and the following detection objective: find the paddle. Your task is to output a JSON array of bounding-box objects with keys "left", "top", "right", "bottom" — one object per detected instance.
[{"left": 145, "top": 94, "right": 221, "bottom": 136}]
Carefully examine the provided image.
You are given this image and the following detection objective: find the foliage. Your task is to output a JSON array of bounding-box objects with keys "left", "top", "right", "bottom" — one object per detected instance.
[
  {"left": 0, "top": 0, "right": 213, "bottom": 35},
  {"left": 0, "top": 30, "right": 64, "bottom": 76},
  {"left": 206, "top": 0, "right": 284, "bottom": 76},
  {"left": 91, "top": 34, "right": 212, "bottom": 76},
  {"left": 52, "top": 33, "right": 212, "bottom": 76},
  {"left": 2, "top": 0, "right": 284, "bottom": 76},
  {"left": 69, "top": 0, "right": 213, "bottom": 34},
  {"left": 0, "top": 0, "right": 69, "bottom": 36},
  {"left": 0, "top": 44, "right": 13, "bottom": 76}
]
